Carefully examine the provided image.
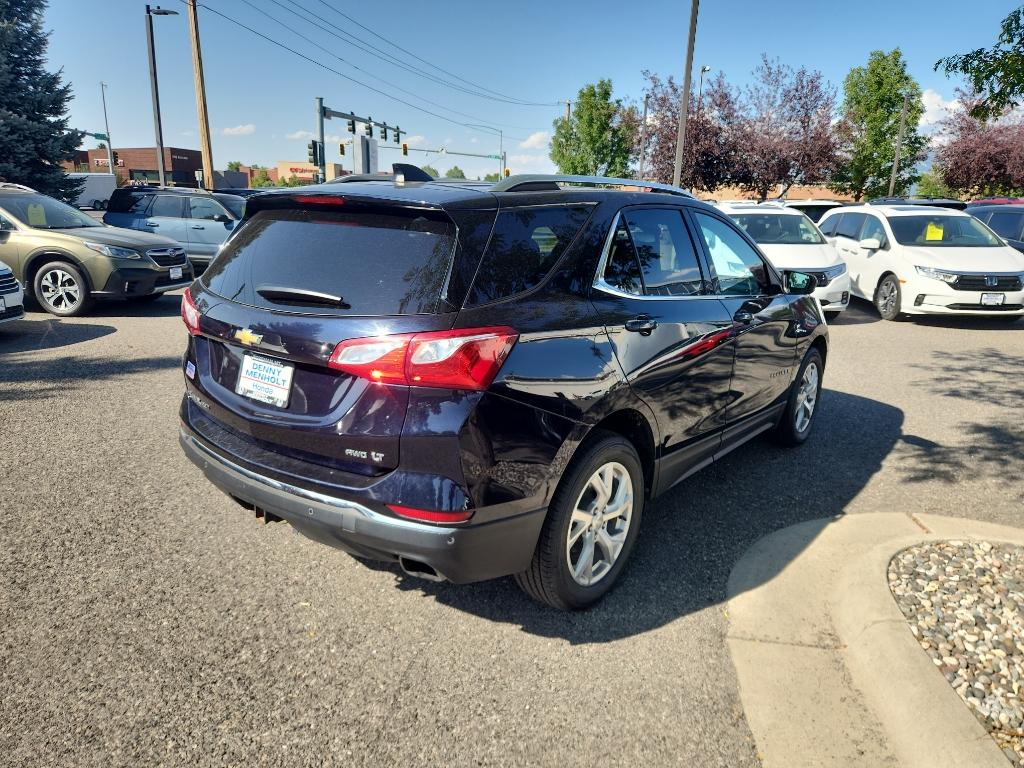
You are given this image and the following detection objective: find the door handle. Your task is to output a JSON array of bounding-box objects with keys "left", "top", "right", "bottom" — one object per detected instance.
[
  {"left": 191, "top": 225, "right": 204, "bottom": 230},
  {"left": 145, "top": 221, "right": 159, "bottom": 227},
  {"left": 625, "top": 315, "right": 657, "bottom": 334},
  {"left": 733, "top": 310, "right": 754, "bottom": 324}
]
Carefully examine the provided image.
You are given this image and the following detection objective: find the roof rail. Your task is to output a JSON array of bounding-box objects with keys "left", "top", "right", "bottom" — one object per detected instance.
[
  {"left": 0, "top": 182, "right": 36, "bottom": 192},
  {"left": 490, "top": 174, "right": 694, "bottom": 198}
]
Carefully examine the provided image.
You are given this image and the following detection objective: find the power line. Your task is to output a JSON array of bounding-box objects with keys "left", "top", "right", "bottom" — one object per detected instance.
[{"left": 311, "top": 0, "right": 560, "bottom": 107}]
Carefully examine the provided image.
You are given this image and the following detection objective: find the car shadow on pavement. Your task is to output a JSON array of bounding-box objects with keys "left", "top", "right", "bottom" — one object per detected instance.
[
  {"left": 827, "top": 299, "right": 881, "bottom": 325},
  {"left": 0, "top": 320, "right": 116, "bottom": 354},
  {"left": 0, "top": 354, "right": 181, "bottom": 401},
  {"left": 369, "top": 389, "right": 905, "bottom": 643}
]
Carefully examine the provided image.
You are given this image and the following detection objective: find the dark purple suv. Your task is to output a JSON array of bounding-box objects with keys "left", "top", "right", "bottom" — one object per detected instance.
[{"left": 179, "top": 174, "right": 827, "bottom": 609}]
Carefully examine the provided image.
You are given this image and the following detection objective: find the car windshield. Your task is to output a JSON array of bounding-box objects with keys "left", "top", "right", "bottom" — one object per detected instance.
[
  {"left": 730, "top": 213, "right": 824, "bottom": 245},
  {"left": 2, "top": 193, "right": 102, "bottom": 229},
  {"left": 886, "top": 215, "right": 1002, "bottom": 247}
]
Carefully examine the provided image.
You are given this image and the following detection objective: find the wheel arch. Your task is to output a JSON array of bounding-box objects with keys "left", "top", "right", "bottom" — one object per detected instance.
[
  {"left": 581, "top": 408, "right": 657, "bottom": 500},
  {"left": 25, "top": 249, "right": 95, "bottom": 294}
]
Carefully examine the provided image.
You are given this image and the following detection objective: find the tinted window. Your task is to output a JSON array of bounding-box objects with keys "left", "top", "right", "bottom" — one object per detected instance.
[
  {"left": 835, "top": 212, "right": 866, "bottom": 240},
  {"left": 150, "top": 195, "right": 185, "bottom": 218},
  {"left": 108, "top": 191, "right": 153, "bottom": 214},
  {"left": 730, "top": 213, "right": 824, "bottom": 245},
  {"left": 189, "top": 196, "right": 227, "bottom": 220},
  {"left": 203, "top": 207, "right": 456, "bottom": 315},
  {"left": 624, "top": 209, "right": 704, "bottom": 296},
  {"left": 987, "top": 211, "right": 1024, "bottom": 241},
  {"left": 466, "top": 205, "right": 592, "bottom": 305},
  {"left": 860, "top": 216, "right": 888, "bottom": 247},
  {"left": 886, "top": 215, "right": 1003, "bottom": 247},
  {"left": 214, "top": 194, "right": 245, "bottom": 219},
  {"left": 603, "top": 219, "right": 643, "bottom": 295},
  {"left": 818, "top": 214, "right": 841, "bottom": 236},
  {"left": 693, "top": 212, "right": 769, "bottom": 296}
]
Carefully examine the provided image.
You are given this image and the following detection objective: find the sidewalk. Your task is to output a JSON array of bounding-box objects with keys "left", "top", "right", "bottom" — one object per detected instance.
[{"left": 727, "top": 512, "right": 1024, "bottom": 767}]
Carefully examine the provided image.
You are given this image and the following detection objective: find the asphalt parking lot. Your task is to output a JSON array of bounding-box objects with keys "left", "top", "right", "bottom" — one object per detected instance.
[{"left": 1, "top": 295, "right": 1022, "bottom": 767}]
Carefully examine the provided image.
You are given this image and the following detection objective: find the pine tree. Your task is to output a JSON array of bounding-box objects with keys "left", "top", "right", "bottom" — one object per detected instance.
[{"left": 0, "top": 0, "right": 84, "bottom": 200}]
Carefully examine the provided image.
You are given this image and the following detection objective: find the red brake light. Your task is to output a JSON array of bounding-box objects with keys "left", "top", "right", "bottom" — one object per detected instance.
[
  {"left": 291, "top": 194, "right": 345, "bottom": 206},
  {"left": 327, "top": 326, "right": 518, "bottom": 391},
  {"left": 387, "top": 504, "right": 474, "bottom": 524},
  {"left": 181, "top": 287, "right": 201, "bottom": 336}
]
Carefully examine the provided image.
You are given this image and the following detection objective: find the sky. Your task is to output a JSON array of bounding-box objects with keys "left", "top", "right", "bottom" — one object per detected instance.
[{"left": 43, "top": 0, "right": 1018, "bottom": 181}]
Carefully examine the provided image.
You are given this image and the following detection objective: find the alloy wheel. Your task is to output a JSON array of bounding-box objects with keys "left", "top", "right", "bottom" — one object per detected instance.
[
  {"left": 877, "top": 279, "right": 898, "bottom": 316},
  {"left": 39, "top": 268, "right": 82, "bottom": 312},
  {"left": 794, "top": 362, "right": 819, "bottom": 433},
  {"left": 566, "top": 461, "right": 633, "bottom": 586}
]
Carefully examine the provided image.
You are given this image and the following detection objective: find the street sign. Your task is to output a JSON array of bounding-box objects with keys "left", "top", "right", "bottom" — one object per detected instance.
[{"left": 88, "top": 132, "right": 109, "bottom": 141}]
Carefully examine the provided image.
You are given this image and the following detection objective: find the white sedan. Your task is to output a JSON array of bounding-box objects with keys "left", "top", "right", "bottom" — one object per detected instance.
[
  {"left": 720, "top": 203, "right": 851, "bottom": 317},
  {"left": 818, "top": 205, "right": 1024, "bottom": 321},
  {"left": 0, "top": 259, "right": 25, "bottom": 326}
]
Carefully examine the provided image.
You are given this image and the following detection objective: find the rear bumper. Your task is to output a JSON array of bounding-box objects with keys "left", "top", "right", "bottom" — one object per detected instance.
[{"left": 179, "top": 425, "right": 547, "bottom": 584}]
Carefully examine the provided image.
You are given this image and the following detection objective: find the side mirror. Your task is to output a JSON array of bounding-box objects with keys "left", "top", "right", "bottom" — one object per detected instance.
[
  {"left": 859, "top": 237, "right": 881, "bottom": 250},
  {"left": 213, "top": 213, "right": 232, "bottom": 223},
  {"left": 784, "top": 270, "right": 818, "bottom": 296}
]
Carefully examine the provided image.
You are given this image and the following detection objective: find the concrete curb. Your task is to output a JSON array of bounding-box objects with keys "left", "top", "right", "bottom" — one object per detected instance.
[{"left": 727, "top": 512, "right": 1024, "bottom": 768}]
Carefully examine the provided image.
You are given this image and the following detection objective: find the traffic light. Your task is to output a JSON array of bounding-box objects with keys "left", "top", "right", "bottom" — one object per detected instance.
[
  {"left": 111, "top": 151, "right": 119, "bottom": 167},
  {"left": 394, "top": 126, "right": 401, "bottom": 144},
  {"left": 338, "top": 143, "right": 345, "bottom": 156},
  {"left": 347, "top": 118, "right": 356, "bottom": 133},
  {"left": 401, "top": 142, "right": 408, "bottom": 157},
  {"left": 365, "top": 118, "right": 373, "bottom": 138},
  {"left": 307, "top": 140, "right": 320, "bottom": 165},
  {"left": 380, "top": 124, "right": 388, "bottom": 142},
  {"left": 503, "top": 167, "right": 510, "bottom": 177}
]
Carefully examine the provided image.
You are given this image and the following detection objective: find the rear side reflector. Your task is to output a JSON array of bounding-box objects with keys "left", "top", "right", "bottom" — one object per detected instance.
[
  {"left": 328, "top": 326, "right": 518, "bottom": 390},
  {"left": 387, "top": 504, "right": 474, "bottom": 524},
  {"left": 181, "top": 287, "right": 201, "bottom": 335}
]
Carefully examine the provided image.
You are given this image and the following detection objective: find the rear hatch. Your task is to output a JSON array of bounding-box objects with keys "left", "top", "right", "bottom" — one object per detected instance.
[{"left": 185, "top": 190, "right": 490, "bottom": 478}]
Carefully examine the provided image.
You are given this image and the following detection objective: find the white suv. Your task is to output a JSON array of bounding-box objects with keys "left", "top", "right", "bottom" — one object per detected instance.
[
  {"left": 818, "top": 205, "right": 1024, "bottom": 321},
  {"left": 0, "top": 259, "right": 25, "bottom": 326},
  {"left": 720, "top": 203, "right": 851, "bottom": 317}
]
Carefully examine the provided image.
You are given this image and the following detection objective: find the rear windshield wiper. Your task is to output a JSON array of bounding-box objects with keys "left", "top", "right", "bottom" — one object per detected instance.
[{"left": 256, "top": 285, "right": 351, "bottom": 308}]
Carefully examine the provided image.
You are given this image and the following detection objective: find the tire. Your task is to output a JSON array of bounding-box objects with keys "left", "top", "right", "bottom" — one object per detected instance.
[
  {"left": 873, "top": 274, "right": 903, "bottom": 320},
  {"left": 33, "top": 261, "right": 94, "bottom": 317},
  {"left": 771, "top": 348, "right": 824, "bottom": 447},
  {"left": 515, "top": 430, "right": 644, "bottom": 610}
]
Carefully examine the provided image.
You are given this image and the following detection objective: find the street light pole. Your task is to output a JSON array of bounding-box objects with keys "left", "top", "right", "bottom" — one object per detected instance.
[
  {"left": 697, "top": 65, "right": 711, "bottom": 114},
  {"left": 145, "top": 5, "right": 178, "bottom": 186},
  {"left": 888, "top": 92, "right": 912, "bottom": 197},
  {"left": 637, "top": 93, "right": 650, "bottom": 180},
  {"left": 672, "top": 0, "right": 700, "bottom": 188},
  {"left": 100, "top": 82, "right": 115, "bottom": 180}
]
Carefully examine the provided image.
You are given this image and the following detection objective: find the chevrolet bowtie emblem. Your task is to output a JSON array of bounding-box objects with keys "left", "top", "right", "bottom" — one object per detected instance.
[{"left": 233, "top": 328, "right": 263, "bottom": 346}]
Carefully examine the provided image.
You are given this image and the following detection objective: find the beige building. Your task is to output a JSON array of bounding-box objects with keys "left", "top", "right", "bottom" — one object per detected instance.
[{"left": 275, "top": 161, "right": 345, "bottom": 184}]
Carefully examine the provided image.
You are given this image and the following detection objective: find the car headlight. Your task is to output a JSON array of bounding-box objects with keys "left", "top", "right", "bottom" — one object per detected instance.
[
  {"left": 914, "top": 266, "right": 958, "bottom": 284},
  {"left": 823, "top": 263, "right": 847, "bottom": 280},
  {"left": 84, "top": 241, "right": 141, "bottom": 259}
]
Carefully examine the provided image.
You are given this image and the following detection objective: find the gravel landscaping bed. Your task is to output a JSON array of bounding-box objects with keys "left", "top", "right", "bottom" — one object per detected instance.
[{"left": 889, "top": 541, "right": 1024, "bottom": 765}]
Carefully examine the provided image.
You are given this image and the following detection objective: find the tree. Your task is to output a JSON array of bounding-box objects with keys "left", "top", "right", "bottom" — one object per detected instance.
[
  {"left": 915, "top": 169, "right": 955, "bottom": 198},
  {"left": 829, "top": 49, "right": 928, "bottom": 201},
  {"left": 444, "top": 165, "right": 466, "bottom": 179},
  {"left": 550, "top": 79, "right": 633, "bottom": 176},
  {"left": 420, "top": 164, "right": 439, "bottom": 178},
  {"left": 934, "top": 92, "right": 1024, "bottom": 196},
  {"left": 0, "top": 0, "right": 84, "bottom": 200},
  {"left": 226, "top": 160, "right": 242, "bottom": 172},
  {"left": 483, "top": 172, "right": 501, "bottom": 182},
  {"left": 936, "top": 6, "right": 1024, "bottom": 121},
  {"left": 251, "top": 168, "right": 274, "bottom": 187}
]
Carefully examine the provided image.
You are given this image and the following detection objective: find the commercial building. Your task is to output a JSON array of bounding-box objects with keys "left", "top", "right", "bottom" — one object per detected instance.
[{"left": 274, "top": 161, "right": 345, "bottom": 184}]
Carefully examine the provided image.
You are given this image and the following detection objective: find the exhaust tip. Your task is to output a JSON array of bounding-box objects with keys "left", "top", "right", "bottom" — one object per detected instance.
[{"left": 399, "top": 556, "right": 446, "bottom": 583}]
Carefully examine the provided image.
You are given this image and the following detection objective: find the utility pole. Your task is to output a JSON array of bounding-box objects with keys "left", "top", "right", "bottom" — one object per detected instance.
[
  {"left": 637, "top": 93, "right": 650, "bottom": 180},
  {"left": 186, "top": 0, "right": 214, "bottom": 190},
  {"left": 100, "top": 82, "right": 115, "bottom": 181},
  {"left": 564, "top": 101, "right": 571, "bottom": 121},
  {"left": 888, "top": 93, "right": 912, "bottom": 197},
  {"left": 144, "top": 5, "right": 173, "bottom": 186},
  {"left": 315, "top": 97, "right": 326, "bottom": 183},
  {"left": 672, "top": 0, "right": 700, "bottom": 188}
]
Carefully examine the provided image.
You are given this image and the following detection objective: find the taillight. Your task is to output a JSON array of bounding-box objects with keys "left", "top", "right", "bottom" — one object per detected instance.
[
  {"left": 291, "top": 194, "right": 345, "bottom": 206},
  {"left": 387, "top": 504, "right": 474, "bottom": 524},
  {"left": 181, "top": 287, "right": 201, "bottom": 336},
  {"left": 328, "top": 326, "right": 518, "bottom": 391}
]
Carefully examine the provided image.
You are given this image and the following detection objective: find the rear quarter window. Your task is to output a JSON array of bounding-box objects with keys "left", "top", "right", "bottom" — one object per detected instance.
[
  {"left": 202, "top": 207, "right": 456, "bottom": 316},
  {"left": 466, "top": 205, "right": 593, "bottom": 305}
]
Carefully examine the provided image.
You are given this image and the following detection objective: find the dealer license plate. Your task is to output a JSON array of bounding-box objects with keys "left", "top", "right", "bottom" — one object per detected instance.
[
  {"left": 0, "top": 296, "right": 5, "bottom": 312},
  {"left": 981, "top": 293, "right": 1005, "bottom": 306},
  {"left": 170, "top": 266, "right": 183, "bottom": 280},
  {"left": 235, "top": 354, "right": 294, "bottom": 408}
]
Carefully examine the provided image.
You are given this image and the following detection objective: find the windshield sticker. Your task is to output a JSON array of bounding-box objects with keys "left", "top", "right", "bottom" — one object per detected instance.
[
  {"left": 925, "top": 221, "right": 944, "bottom": 241},
  {"left": 26, "top": 204, "right": 47, "bottom": 227}
]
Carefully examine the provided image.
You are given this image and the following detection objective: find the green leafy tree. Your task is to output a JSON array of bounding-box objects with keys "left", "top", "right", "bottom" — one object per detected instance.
[
  {"left": 915, "top": 169, "right": 954, "bottom": 198},
  {"left": 0, "top": 0, "right": 84, "bottom": 200},
  {"left": 550, "top": 79, "right": 633, "bottom": 176},
  {"left": 251, "top": 167, "right": 274, "bottom": 187},
  {"left": 482, "top": 172, "right": 501, "bottom": 182},
  {"left": 226, "top": 160, "right": 242, "bottom": 172},
  {"left": 444, "top": 165, "right": 466, "bottom": 179},
  {"left": 420, "top": 164, "right": 439, "bottom": 178},
  {"left": 829, "top": 50, "right": 928, "bottom": 201},
  {"left": 936, "top": 6, "right": 1024, "bottom": 121}
]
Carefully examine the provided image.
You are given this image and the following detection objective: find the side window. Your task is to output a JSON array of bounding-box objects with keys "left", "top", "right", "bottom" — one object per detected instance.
[
  {"left": 603, "top": 218, "right": 643, "bottom": 296},
  {"left": 624, "top": 209, "right": 704, "bottom": 296},
  {"left": 150, "top": 195, "right": 185, "bottom": 218},
  {"left": 692, "top": 211, "right": 769, "bottom": 296},
  {"left": 819, "top": 214, "right": 840, "bottom": 236},
  {"left": 466, "top": 205, "right": 592, "bottom": 305},
  {"left": 860, "top": 216, "right": 888, "bottom": 247},
  {"left": 835, "top": 212, "right": 866, "bottom": 240},
  {"left": 987, "top": 212, "right": 1024, "bottom": 241},
  {"left": 189, "top": 196, "right": 227, "bottom": 221},
  {"left": 122, "top": 193, "right": 153, "bottom": 215}
]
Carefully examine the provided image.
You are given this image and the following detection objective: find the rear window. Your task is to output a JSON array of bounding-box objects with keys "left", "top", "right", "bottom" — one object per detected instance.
[
  {"left": 466, "top": 205, "right": 592, "bottom": 305},
  {"left": 202, "top": 207, "right": 456, "bottom": 315}
]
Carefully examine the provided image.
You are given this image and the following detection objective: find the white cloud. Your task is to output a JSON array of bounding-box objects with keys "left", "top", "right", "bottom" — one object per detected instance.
[
  {"left": 919, "top": 89, "right": 960, "bottom": 130},
  {"left": 519, "top": 130, "right": 550, "bottom": 149},
  {"left": 405, "top": 134, "right": 427, "bottom": 147},
  {"left": 180, "top": 129, "right": 195, "bottom": 137},
  {"left": 221, "top": 123, "right": 255, "bottom": 136},
  {"left": 286, "top": 129, "right": 314, "bottom": 140},
  {"left": 468, "top": 136, "right": 479, "bottom": 144}
]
